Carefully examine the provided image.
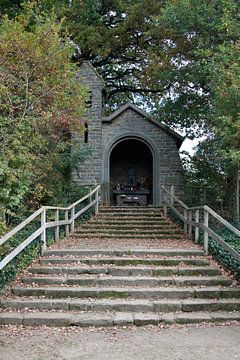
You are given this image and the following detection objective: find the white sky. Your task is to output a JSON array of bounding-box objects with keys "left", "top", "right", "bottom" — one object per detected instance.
[{"left": 179, "top": 137, "right": 203, "bottom": 156}]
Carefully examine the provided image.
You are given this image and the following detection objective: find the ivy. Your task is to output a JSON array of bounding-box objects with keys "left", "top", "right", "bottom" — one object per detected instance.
[{"left": 209, "top": 240, "right": 240, "bottom": 280}]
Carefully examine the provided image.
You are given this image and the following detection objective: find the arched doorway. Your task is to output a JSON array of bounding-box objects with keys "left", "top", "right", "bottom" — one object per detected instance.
[{"left": 109, "top": 138, "right": 153, "bottom": 206}]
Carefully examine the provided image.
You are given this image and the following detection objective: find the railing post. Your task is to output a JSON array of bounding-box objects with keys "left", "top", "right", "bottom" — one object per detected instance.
[
  {"left": 184, "top": 209, "right": 188, "bottom": 234},
  {"left": 71, "top": 206, "right": 75, "bottom": 232},
  {"left": 170, "top": 185, "right": 174, "bottom": 205},
  {"left": 163, "top": 204, "right": 167, "bottom": 216},
  {"left": 55, "top": 209, "right": 59, "bottom": 242},
  {"left": 89, "top": 189, "right": 93, "bottom": 204},
  {"left": 95, "top": 189, "right": 99, "bottom": 215},
  {"left": 65, "top": 210, "right": 69, "bottom": 237},
  {"left": 162, "top": 188, "right": 167, "bottom": 216},
  {"left": 188, "top": 210, "right": 192, "bottom": 238},
  {"left": 204, "top": 208, "right": 209, "bottom": 255},
  {"left": 41, "top": 208, "right": 46, "bottom": 255},
  {"left": 195, "top": 209, "right": 200, "bottom": 243}
]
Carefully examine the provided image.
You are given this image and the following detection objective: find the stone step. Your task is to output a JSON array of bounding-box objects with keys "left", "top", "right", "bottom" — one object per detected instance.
[
  {"left": 96, "top": 215, "right": 164, "bottom": 220},
  {"left": 99, "top": 207, "right": 162, "bottom": 212},
  {"left": 98, "top": 207, "right": 163, "bottom": 216},
  {"left": 29, "top": 265, "right": 222, "bottom": 277},
  {"left": 21, "top": 275, "right": 232, "bottom": 287},
  {"left": 44, "top": 248, "right": 204, "bottom": 257},
  {"left": 0, "top": 311, "right": 240, "bottom": 327},
  {"left": 73, "top": 233, "right": 183, "bottom": 239},
  {"left": 1, "top": 298, "right": 239, "bottom": 313},
  {"left": 12, "top": 286, "right": 240, "bottom": 299},
  {"left": 97, "top": 214, "right": 164, "bottom": 218},
  {"left": 88, "top": 220, "right": 170, "bottom": 225},
  {"left": 80, "top": 224, "right": 177, "bottom": 230},
  {"left": 40, "top": 257, "right": 210, "bottom": 266},
  {"left": 75, "top": 229, "right": 182, "bottom": 235}
]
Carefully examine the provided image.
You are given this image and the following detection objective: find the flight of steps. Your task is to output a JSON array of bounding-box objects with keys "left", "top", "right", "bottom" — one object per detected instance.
[{"left": 0, "top": 207, "right": 239, "bottom": 327}]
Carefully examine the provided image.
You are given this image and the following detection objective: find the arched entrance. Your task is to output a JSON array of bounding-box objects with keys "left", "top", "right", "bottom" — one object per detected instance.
[{"left": 109, "top": 138, "right": 153, "bottom": 206}]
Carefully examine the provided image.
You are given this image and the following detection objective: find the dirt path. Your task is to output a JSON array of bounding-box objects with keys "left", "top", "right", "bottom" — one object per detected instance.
[{"left": 0, "top": 324, "right": 240, "bottom": 360}]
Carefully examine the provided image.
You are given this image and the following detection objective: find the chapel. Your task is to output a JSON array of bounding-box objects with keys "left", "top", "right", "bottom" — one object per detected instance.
[{"left": 73, "top": 61, "right": 184, "bottom": 206}]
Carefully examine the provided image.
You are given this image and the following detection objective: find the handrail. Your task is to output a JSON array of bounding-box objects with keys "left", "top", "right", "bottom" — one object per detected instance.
[
  {"left": 0, "top": 185, "right": 100, "bottom": 270},
  {"left": 161, "top": 185, "right": 240, "bottom": 261},
  {"left": 0, "top": 207, "right": 44, "bottom": 246}
]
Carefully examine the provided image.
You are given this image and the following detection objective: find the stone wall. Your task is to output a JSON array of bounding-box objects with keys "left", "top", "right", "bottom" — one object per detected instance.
[{"left": 72, "top": 62, "right": 104, "bottom": 186}]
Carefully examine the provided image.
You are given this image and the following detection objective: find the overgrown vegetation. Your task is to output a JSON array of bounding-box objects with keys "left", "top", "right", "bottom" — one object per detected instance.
[{"left": 0, "top": 4, "right": 87, "bottom": 231}]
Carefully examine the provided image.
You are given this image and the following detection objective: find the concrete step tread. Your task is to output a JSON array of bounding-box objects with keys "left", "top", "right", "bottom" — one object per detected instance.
[
  {"left": 21, "top": 275, "right": 233, "bottom": 287},
  {"left": 99, "top": 207, "right": 163, "bottom": 211},
  {"left": 40, "top": 257, "right": 210, "bottom": 267},
  {"left": 2, "top": 298, "right": 240, "bottom": 309},
  {"left": 22, "top": 275, "right": 232, "bottom": 282},
  {"left": 80, "top": 224, "right": 177, "bottom": 228},
  {"left": 29, "top": 265, "right": 222, "bottom": 276},
  {"left": 0, "top": 311, "right": 239, "bottom": 327},
  {"left": 75, "top": 229, "right": 182, "bottom": 234},
  {"left": 88, "top": 220, "right": 171, "bottom": 224},
  {"left": 97, "top": 214, "right": 164, "bottom": 217},
  {"left": 72, "top": 234, "right": 183, "bottom": 239},
  {"left": 44, "top": 249, "right": 204, "bottom": 257},
  {"left": 94, "top": 217, "right": 166, "bottom": 221},
  {"left": 75, "top": 230, "right": 182, "bottom": 234},
  {"left": 12, "top": 286, "right": 240, "bottom": 300},
  {"left": 1, "top": 298, "right": 240, "bottom": 314},
  {"left": 95, "top": 212, "right": 165, "bottom": 215}
]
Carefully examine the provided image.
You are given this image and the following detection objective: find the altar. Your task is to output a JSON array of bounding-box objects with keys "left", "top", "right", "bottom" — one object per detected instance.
[{"left": 113, "top": 190, "right": 150, "bottom": 206}]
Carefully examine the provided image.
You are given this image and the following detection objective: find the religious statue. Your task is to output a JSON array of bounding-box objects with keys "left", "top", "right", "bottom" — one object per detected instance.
[{"left": 127, "top": 165, "right": 136, "bottom": 186}]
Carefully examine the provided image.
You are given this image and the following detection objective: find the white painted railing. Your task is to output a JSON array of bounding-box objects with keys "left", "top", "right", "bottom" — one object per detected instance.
[
  {"left": 162, "top": 185, "right": 240, "bottom": 261},
  {"left": 0, "top": 185, "right": 100, "bottom": 270}
]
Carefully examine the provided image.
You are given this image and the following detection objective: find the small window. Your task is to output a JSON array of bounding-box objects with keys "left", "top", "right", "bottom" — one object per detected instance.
[
  {"left": 85, "top": 90, "right": 92, "bottom": 107},
  {"left": 84, "top": 123, "right": 88, "bottom": 143}
]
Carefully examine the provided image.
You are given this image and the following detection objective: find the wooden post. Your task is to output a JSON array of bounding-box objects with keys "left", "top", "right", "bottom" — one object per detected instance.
[
  {"left": 55, "top": 209, "right": 59, "bottom": 242},
  {"left": 188, "top": 210, "right": 192, "bottom": 238},
  {"left": 184, "top": 209, "right": 188, "bottom": 234},
  {"left": 170, "top": 185, "right": 174, "bottom": 205},
  {"left": 89, "top": 189, "right": 93, "bottom": 205},
  {"left": 236, "top": 169, "right": 240, "bottom": 226},
  {"left": 71, "top": 206, "right": 75, "bottom": 232},
  {"left": 41, "top": 208, "right": 46, "bottom": 255},
  {"left": 95, "top": 189, "right": 99, "bottom": 215},
  {"left": 204, "top": 208, "right": 209, "bottom": 255},
  {"left": 65, "top": 210, "right": 69, "bottom": 237},
  {"left": 195, "top": 209, "right": 200, "bottom": 243},
  {"left": 163, "top": 204, "right": 167, "bottom": 216}
]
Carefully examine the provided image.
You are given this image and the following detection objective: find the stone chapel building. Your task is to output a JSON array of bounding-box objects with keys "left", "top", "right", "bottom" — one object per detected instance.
[{"left": 73, "top": 61, "right": 184, "bottom": 206}]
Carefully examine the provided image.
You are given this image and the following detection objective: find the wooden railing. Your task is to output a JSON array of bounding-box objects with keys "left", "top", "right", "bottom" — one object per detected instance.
[
  {"left": 0, "top": 185, "right": 100, "bottom": 271},
  {"left": 162, "top": 185, "right": 240, "bottom": 261}
]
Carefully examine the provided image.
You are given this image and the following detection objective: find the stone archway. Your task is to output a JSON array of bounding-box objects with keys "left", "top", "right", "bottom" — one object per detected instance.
[{"left": 103, "top": 135, "right": 160, "bottom": 206}]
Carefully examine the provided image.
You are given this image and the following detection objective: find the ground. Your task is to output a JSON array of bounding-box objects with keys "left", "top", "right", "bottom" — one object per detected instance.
[{"left": 0, "top": 324, "right": 239, "bottom": 360}]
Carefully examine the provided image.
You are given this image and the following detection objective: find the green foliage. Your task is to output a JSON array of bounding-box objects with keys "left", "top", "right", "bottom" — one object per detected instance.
[
  {"left": 209, "top": 240, "right": 240, "bottom": 280},
  {"left": 0, "top": 205, "right": 95, "bottom": 290},
  {"left": 0, "top": 237, "right": 41, "bottom": 290},
  {"left": 2, "top": 1, "right": 239, "bottom": 134},
  {"left": 0, "top": 4, "right": 87, "bottom": 226}
]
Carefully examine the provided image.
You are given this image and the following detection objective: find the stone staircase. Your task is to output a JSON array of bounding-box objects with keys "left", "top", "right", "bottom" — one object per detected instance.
[{"left": 0, "top": 207, "right": 240, "bottom": 327}]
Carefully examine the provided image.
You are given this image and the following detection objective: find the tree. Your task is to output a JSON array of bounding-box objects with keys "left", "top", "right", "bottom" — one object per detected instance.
[
  {"left": 2, "top": 1, "right": 238, "bottom": 132},
  {"left": 0, "top": 4, "right": 87, "bottom": 228}
]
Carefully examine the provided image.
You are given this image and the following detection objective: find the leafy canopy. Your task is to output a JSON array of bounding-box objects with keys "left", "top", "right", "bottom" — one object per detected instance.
[{"left": 0, "top": 4, "right": 87, "bottom": 227}]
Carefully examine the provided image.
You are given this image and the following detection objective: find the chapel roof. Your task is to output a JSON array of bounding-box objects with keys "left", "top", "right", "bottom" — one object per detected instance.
[{"left": 102, "top": 103, "right": 184, "bottom": 149}]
